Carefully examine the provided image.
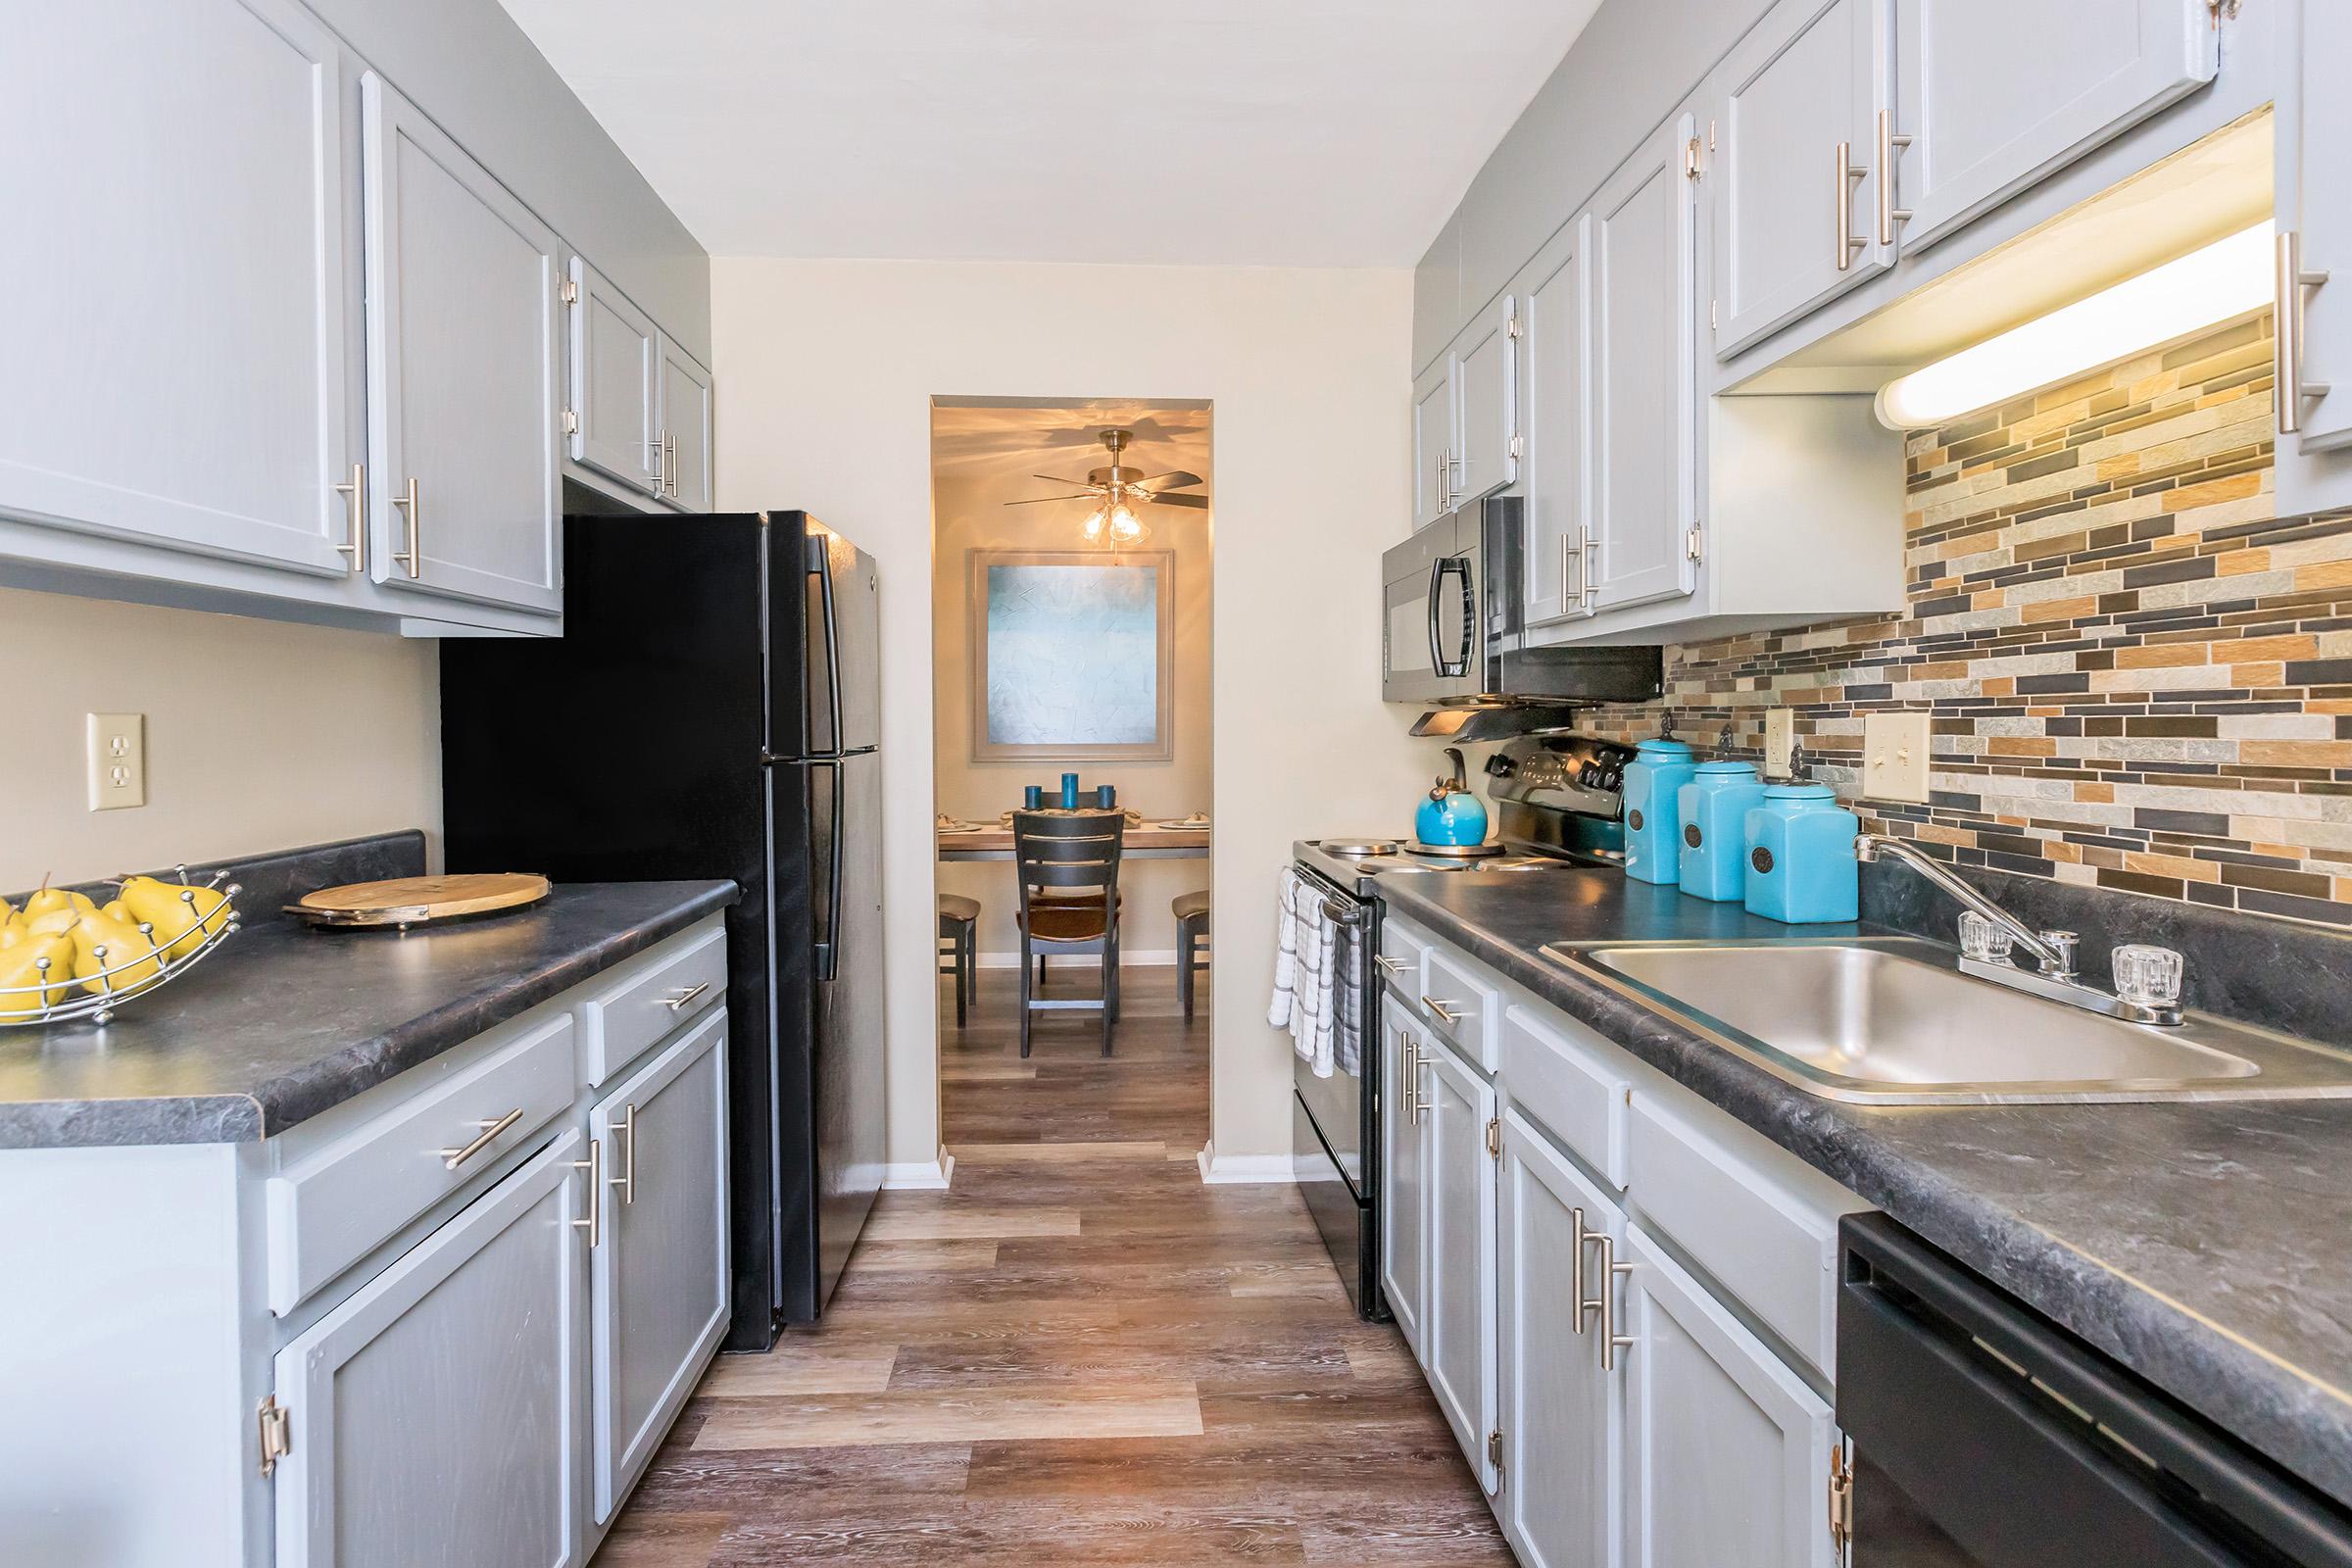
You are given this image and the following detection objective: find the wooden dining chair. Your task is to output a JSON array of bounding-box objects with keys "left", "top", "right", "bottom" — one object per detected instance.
[
  {"left": 1172, "top": 890, "right": 1210, "bottom": 1020},
  {"left": 1012, "top": 809, "right": 1125, "bottom": 1057},
  {"left": 937, "top": 894, "right": 979, "bottom": 1028}
]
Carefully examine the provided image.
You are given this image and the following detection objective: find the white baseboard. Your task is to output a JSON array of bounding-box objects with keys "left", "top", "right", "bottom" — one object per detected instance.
[
  {"left": 1195, "top": 1142, "right": 1297, "bottom": 1186},
  {"left": 974, "top": 950, "right": 1176, "bottom": 968},
  {"left": 880, "top": 1149, "right": 956, "bottom": 1190}
]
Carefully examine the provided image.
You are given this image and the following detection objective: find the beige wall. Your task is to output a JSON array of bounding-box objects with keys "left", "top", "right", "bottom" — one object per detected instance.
[
  {"left": 712, "top": 259, "right": 1425, "bottom": 1170},
  {"left": 0, "top": 587, "right": 440, "bottom": 892},
  {"left": 931, "top": 416, "right": 1213, "bottom": 960}
]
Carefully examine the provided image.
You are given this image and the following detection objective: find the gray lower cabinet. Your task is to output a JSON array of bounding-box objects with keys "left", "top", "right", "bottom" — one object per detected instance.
[
  {"left": 1420, "top": 1030, "right": 1500, "bottom": 1495},
  {"left": 2276, "top": 0, "right": 2352, "bottom": 516},
  {"left": 1889, "top": 0, "right": 2218, "bottom": 256},
  {"left": 271, "top": 1132, "right": 586, "bottom": 1568},
  {"left": 1589, "top": 111, "right": 1700, "bottom": 614},
  {"left": 588, "top": 1009, "right": 731, "bottom": 1523},
  {"left": 1711, "top": 0, "right": 1892, "bottom": 357},
  {"left": 0, "top": 0, "right": 367, "bottom": 583},
  {"left": 1496, "top": 1109, "right": 1623, "bottom": 1568},
  {"left": 361, "top": 72, "right": 564, "bottom": 615},
  {"left": 1621, "top": 1222, "right": 1839, "bottom": 1568},
  {"left": 1378, "top": 993, "right": 1427, "bottom": 1355},
  {"left": 1517, "top": 220, "right": 1591, "bottom": 628},
  {"left": 657, "top": 335, "right": 716, "bottom": 513},
  {"left": 568, "top": 257, "right": 662, "bottom": 499}
]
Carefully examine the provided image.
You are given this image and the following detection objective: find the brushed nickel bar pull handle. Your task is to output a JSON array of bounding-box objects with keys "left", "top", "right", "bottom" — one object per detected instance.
[
  {"left": 662, "top": 981, "right": 710, "bottom": 1011},
  {"left": 1374, "top": 955, "right": 1407, "bottom": 975},
  {"left": 332, "top": 461, "right": 367, "bottom": 572},
  {"left": 609, "top": 1102, "right": 637, "bottom": 1205},
  {"left": 648, "top": 433, "right": 664, "bottom": 489},
  {"left": 1415, "top": 1048, "right": 1433, "bottom": 1126},
  {"left": 1579, "top": 525, "right": 1600, "bottom": 610},
  {"left": 1583, "top": 1231, "right": 1637, "bottom": 1370},
  {"left": 1561, "top": 530, "right": 1576, "bottom": 609},
  {"left": 440, "top": 1106, "right": 522, "bottom": 1169},
  {"left": 1569, "top": 1206, "right": 1590, "bottom": 1333},
  {"left": 571, "top": 1137, "right": 603, "bottom": 1248},
  {"left": 1833, "top": 141, "right": 1867, "bottom": 270},
  {"left": 2278, "top": 229, "right": 2332, "bottom": 436},
  {"left": 1421, "top": 996, "right": 1462, "bottom": 1025},
  {"left": 666, "top": 430, "right": 679, "bottom": 497},
  {"left": 390, "top": 476, "right": 420, "bottom": 578},
  {"left": 1404, "top": 1033, "right": 1423, "bottom": 1125},
  {"left": 1877, "top": 109, "right": 1912, "bottom": 246}
]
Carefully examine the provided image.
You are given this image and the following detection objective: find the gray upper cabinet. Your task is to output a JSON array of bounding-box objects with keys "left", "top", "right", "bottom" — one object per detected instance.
[
  {"left": 1452, "top": 296, "right": 1519, "bottom": 507},
  {"left": 1711, "top": 0, "right": 1891, "bottom": 357},
  {"left": 362, "top": 72, "right": 564, "bottom": 615},
  {"left": 569, "top": 257, "right": 662, "bottom": 498},
  {"left": 0, "top": 0, "right": 365, "bottom": 580},
  {"left": 657, "top": 336, "right": 715, "bottom": 513},
  {"left": 1411, "top": 358, "right": 1457, "bottom": 531},
  {"left": 1889, "top": 0, "right": 2218, "bottom": 256},
  {"left": 1518, "top": 220, "right": 1591, "bottom": 628},
  {"left": 2276, "top": 0, "right": 2352, "bottom": 516},
  {"left": 1590, "top": 112, "right": 1700, "bottom": 613}
]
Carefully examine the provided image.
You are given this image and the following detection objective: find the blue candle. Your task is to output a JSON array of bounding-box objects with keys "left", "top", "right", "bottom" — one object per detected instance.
[
  {"left": 1061, "top": 772, "right": 1080, "bottom": 809},
  {"left": 1023, "top": 784, "right": 1043, "bottom": 809},
  {"left": 1096, "top": 784, "right": 1116, "bottom": 808}
]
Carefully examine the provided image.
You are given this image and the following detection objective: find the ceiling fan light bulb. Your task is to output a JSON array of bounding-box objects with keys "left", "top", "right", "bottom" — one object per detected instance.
[{"left": 1081, "top": 507, "right": 1107, "bottom": 541}]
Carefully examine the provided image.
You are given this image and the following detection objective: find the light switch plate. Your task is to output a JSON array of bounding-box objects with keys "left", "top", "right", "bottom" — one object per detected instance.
[
  {"left": 87, "top": 712, "right": 145, "bottom": 810},
  {"left": 1863, "top": 710, "right": 1932, "bottom": 805},
  {"left": 1764, "top": 709, "right": 1794, "bottom": 777}
]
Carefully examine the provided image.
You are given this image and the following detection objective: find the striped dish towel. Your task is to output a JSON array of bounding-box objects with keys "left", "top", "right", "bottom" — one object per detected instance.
[{"left": 1267, "top": 868, "right": 1339, "bottom": 1076}]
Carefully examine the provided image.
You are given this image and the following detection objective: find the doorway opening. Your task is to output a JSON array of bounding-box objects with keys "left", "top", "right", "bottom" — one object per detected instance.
[{"left": 928, "top": 398, "right": 1213, "bottom": 1151}]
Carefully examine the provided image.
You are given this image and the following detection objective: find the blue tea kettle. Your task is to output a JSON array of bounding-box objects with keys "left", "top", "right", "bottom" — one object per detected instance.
[{"left": 1415, "top": 748, "right": 1491, "bottom": 847}]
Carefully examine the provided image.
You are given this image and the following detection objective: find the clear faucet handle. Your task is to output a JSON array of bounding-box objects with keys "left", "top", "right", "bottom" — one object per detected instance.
[
  {"left": 1958, "top": 910, "right": 2014, "bottom": 964},
  {"left": 2113, "top": 944, "right": 2184, "bottom": 1008}
]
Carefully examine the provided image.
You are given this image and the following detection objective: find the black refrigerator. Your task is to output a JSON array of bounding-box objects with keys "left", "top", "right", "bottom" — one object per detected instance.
[{"left": 439, "top": 511, "right": 885, "bottom": 1349}]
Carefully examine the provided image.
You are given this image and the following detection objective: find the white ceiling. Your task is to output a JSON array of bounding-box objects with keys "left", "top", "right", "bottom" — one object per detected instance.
[{"left": 494, "top": 0, "right": 1602, "bottom": 267}]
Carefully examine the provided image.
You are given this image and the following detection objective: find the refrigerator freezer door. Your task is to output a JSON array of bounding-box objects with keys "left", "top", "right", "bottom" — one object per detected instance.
[
  {"left": 809, "top": 747, "right": 886, "bottom": 1309},
  {"left": 804, "top": 534, "right": 880, "bottom": 757}
]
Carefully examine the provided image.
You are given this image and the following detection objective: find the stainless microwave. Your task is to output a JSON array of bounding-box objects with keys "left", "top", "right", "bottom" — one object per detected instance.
[{"left": 1382, "top": 496, "right": 1661, "bottom": 709}]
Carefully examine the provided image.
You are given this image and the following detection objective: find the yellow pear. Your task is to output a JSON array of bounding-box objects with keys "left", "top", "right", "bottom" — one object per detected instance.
[
  {"left": 20, "top": 877, "right": 95, "bottom": 922},
  {"left": 121, "top": 875, "right": 228, "bottom": 960},
  {"left": 22, "top": 906, "right": 85, "bottom": 938},
  {"left": 69, "top": 908, "right": 163, "bottom": 996},
  {"left": 0, "top": 922, "right": 22, "bottom": 950},
  {"left": 0, "top": 932, "right": 78, "bottom": 1019}
]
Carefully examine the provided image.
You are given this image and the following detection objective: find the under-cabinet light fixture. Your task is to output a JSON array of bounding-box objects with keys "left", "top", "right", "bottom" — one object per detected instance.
[{"left": 1875, "top": 221, "right": 2275, "bottom": 430}]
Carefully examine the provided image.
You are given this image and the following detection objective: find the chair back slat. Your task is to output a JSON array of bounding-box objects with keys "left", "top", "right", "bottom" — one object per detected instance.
[{"left": 1013, "top": 810, "right": 1125, "bottom": 904}]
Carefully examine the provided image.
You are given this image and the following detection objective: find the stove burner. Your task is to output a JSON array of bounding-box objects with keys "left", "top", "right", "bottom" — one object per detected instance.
[
  {"left": 1320, "top": 839, "right": 1399, "bottom": 858},
  {"left": 1405, "top": 840, "right": 1507, "bottom": 859}
]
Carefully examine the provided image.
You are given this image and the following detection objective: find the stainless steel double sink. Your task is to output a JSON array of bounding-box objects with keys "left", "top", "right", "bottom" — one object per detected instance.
[{"left": 1542, "top": 937, "right": 2352, "bottom": 1105}]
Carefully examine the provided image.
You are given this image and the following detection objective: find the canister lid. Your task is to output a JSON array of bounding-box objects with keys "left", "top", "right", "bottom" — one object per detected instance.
[
  {"left": 1635, "top": 738, "right": 1694, "bottom": 759},
  {"left": 1693, "top": 760, "right": 1758, "bottom": 777},
  {"left": 1763, "top": 781, "right": 1837, "bottom": 802}
]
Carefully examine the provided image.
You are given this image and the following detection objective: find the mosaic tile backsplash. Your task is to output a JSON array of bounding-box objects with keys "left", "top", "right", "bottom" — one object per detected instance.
[{"left": 1573, "top": 314, "right": 2352, "bottom": 927}]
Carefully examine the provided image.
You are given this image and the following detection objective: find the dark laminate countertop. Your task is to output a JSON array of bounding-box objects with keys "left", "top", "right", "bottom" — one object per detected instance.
[
  {"left": 1380, "top": 868, "right": 2352, "bottom": 1512},
  {"left": 0, "top": 879, "right": 737, "bottom": 1150}
]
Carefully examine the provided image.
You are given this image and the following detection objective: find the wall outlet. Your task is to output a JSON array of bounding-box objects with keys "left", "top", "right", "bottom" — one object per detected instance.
[
  {"left": 1764, "top": 708, "right": 1794, "bottom": 777},
  {"left": 1862, "top": 710, "right": 1932, "bottom": 805},
  {"left": 87, "top": 712, "right": 146, "bottom": 811}
]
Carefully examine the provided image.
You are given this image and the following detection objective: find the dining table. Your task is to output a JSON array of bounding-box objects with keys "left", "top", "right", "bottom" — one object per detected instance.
[{"left": 936, "top": 812, "right": 1211, "bottom": 861}]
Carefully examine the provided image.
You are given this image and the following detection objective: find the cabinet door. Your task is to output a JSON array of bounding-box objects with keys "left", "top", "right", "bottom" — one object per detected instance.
[
  {"left": 1622, "top": 1223, "right": 1838, "bottom": 1568},
  {"left": 1422, "top": 1035, "right": 1499, "bottom": 1494},
  {"left": 1713, "top": 0, "right": 1890, "bottom": 357},
  {"left": 361, "top": 73, "right": 564, "bottom": 614},
  {"left": 1519, "top": 221, "right": 1592, "bottom": 628},
  {"left": 1892, "top": 0, "right": 2217, "bottom": 255},
  {"left": 589, "top": 1010, "right": 731, "bottom": 1522},
  {"left": 272, "top": 1132, "right": 585, "bottom": 1568},
  {"left": 2277, "top": 0, "right": 2352, "bottom": 513},
  {"left": 658, "top": 335, "right": 715, "bottom": 513},
  {"left": 1453, "top": 298, "right": 1518, "bottom": 506},
  {"left": 1411, "top": 357, "right": 1458, "bottom": 530},
  {"left": 1379, "top": 993, "right": 1427, "bottom": 1357},
  {"left": 569, "top": 256, "right": 660, "bottom": 496},
  {"left": 1498, "top": 1111, "right": 1624, "bottom": 1568},
  {"left": 0, "top": 0, "right": 363, "bottom": 578},
  {"left": 1590, "top": 113, "right": 1700, "bottom": 613}
]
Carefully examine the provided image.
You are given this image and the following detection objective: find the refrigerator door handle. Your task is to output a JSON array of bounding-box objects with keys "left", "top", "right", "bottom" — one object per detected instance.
[
  {"left": 809, "top": 542, "right": 845, "bottom": 756},
  {"left": 810, "top": 758, "right": 846, "bottom": 982}
]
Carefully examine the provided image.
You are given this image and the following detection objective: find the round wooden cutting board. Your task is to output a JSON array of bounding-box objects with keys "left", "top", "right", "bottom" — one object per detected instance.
[{"left": 287, "top": 872, "right": 552, "bottom": 929}]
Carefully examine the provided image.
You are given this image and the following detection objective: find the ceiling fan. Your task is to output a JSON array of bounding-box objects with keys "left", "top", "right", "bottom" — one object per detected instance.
[{"left": 1005, "top": 427, "right": 1207, "bottom": 545}]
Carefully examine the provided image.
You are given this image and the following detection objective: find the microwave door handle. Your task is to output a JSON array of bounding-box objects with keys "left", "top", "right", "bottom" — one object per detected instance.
[
  {"left": 1425, "top": 559, "right": 1447, "bottom": 677},
  {"left": 1432, "top": 558, "right": 1472, "bottom": 679},
  {"left": 1453, "top": 557, "right": 1477, "bottom": 676}
]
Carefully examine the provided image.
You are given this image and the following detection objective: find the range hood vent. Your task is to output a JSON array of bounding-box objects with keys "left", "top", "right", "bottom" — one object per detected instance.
[{"left": 1409, "top": 702, "right": 1602, "bottom": 742}]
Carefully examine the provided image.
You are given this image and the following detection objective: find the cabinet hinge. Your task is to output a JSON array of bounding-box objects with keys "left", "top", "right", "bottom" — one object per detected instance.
[
  {"left": 1506, "top": 311, "right": 1523, "bottom": 341},
  {"left": 257, "top": 1396, "right": 292, "bottom": 1479},
  {"left": 561, "top": 408, "right": 579, "bottom": 435},
  {"left": 1485, "top": 1116, "right": 1502, "bottom": 1158},
  {"left": 2207, "top": 0, "right": 2239, "bottom": 19},
  {"left": 1508, "top": 432, "right": 1524, "bottom": 462},
  {"left": 1708, "top": 118, "right": 1717, "bottom": 153},
  {"left": 560, "top": 277, "right": 580, "bottom": 305},
  {"left": 1488, "top": 1428, "right": 1505, "bottom": 1470},
  {"left": 1687, "top": 523, "right": 1705, "bottom": 564},
  {"left": 1829, "top": 1442, "right": 1854, "bottom": 1556},
  {"left": 1710, "top": 299, "right": 1718, "bottom": 331},
  {"left": 1685, "top": 136, "right": 1703, "bottom": 180}
]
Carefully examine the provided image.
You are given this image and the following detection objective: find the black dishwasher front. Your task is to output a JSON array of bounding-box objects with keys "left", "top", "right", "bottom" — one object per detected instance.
[{"left": 1837, "top": 1213, "right": 2352, "bottom": 1568}]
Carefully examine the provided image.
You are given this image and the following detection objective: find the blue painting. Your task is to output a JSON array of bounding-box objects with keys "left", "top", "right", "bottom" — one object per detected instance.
[{"left": 978, "top": 556, "right": 1168, "bottom": 757}]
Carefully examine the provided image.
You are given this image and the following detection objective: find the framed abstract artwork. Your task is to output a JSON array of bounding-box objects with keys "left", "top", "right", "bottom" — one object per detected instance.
[{"left": 968, "top": 549, "right": 1174, "bottom": 762}]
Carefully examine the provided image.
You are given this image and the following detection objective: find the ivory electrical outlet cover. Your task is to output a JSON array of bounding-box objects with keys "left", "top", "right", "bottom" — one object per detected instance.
[
  {"left": 1765, "top": 709, "right": 1794, "bottom": 776},
  {"left": 1863, "top": 710, "right": 1931, "bottom": 805},
  {"left": 87, "top": 712, "right": 146, "bottom": 810}
]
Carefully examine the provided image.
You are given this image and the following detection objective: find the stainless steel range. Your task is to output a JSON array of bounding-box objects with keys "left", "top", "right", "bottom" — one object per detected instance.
[{"left": 1290, "top": 732, "right": 1636, "bottom": 1320}]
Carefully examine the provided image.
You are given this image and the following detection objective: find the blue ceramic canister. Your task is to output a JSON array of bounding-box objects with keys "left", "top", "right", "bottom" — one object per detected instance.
[
  {"left": 1622, "top": 738, "right": 1696, "bottom": 885},
  {"left": 1676, "top": 760, "right": 1766, "bottom": 902},
  {"left": 1741, "top": 782, "right": 1860, "bottom": 923}
]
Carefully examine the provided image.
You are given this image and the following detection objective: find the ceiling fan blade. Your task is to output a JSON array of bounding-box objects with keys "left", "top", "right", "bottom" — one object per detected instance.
[
  {"left": 1140, "top": 491, "right": 1209, "bottom": 510},
  {"left": 1135, "top": 470, "right": 1204, "bottom": 493},
  {"left": 1031, "top": 473, "right": 1099, "bottom": 488},
  {"left": 1003, "top": 493, "right": 1100, "bottom": 507}
]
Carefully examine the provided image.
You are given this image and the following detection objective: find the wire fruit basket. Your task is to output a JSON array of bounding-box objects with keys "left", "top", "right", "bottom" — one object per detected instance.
[{"left": 0, "top": 867, "right": 242, "bottom": 1028}]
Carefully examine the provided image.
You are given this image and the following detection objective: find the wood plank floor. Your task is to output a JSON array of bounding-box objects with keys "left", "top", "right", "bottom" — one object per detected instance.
[{"left": 595, "top": 962, "right": 1512, "bottom": 1566}]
